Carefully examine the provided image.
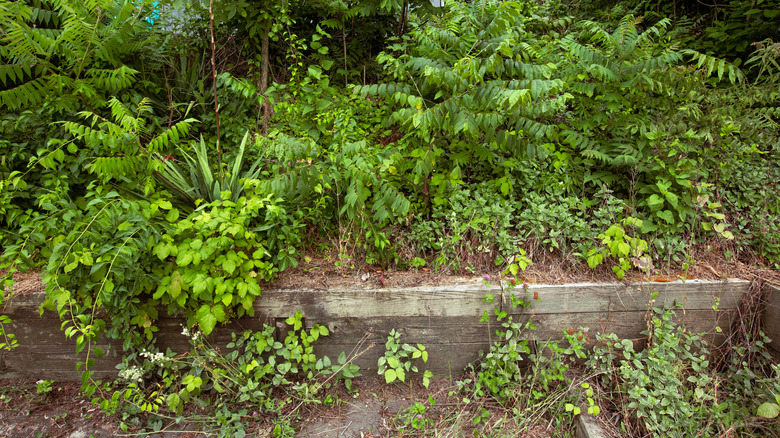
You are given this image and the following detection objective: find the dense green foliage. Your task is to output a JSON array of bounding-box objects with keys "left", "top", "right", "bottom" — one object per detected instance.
[{"left": 0, "top": 0, "right": 779, "bottom": 435}]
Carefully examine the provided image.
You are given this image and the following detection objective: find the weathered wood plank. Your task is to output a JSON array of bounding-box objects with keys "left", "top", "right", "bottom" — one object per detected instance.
[
  {"left": 520, "top": 309, "right": 732, "bottom": 340},
  {"left": 763, "top": 282, "right": 780, "bottom": 360},
  {"left": 577, "top": 414, "right": 611, "bottom": 438},
  {"left": 2, "top": 279, "right": 748, "bottom": 318},
  {"left": 252, "top": 279, "right": 747, "bottom": 318},
  {"left": 519, "top": 279, "right": 744, "bottom": 313},
  {"left": 0, "top": 280, "right": 750, "bottom": 380}
]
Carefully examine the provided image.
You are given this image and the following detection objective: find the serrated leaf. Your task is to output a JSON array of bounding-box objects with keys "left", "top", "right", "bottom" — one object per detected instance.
[
  {"left": 387, "top": 356, "right": 399, "bottom": 369},
  {"left": 195, "top": 305, "right": 217, "bottom": 335},
  {"left": 395, "top": 367, "right": 406, "bottom": 382}
]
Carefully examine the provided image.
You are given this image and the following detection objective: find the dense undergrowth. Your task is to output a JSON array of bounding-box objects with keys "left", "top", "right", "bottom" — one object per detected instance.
[{"left": 1, "top": 0, "right": 779, "bottom": 436}]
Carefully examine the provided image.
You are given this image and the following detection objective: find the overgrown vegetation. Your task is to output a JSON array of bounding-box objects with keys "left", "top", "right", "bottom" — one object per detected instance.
[{"left": 1, "top": 0, "right": 779, "bottom": 436}]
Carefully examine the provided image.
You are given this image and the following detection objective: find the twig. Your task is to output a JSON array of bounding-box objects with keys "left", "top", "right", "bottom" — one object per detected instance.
[
  {"left": 283, "top": 334, "right": 376, "bottom": 423},
  {"left": 208, "top": 0, "right": 222, "bottom": 173}
]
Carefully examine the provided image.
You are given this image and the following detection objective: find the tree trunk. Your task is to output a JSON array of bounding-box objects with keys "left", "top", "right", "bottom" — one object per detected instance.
[{"left": 260, "top": 17, "right": 271, "bottom": 135}]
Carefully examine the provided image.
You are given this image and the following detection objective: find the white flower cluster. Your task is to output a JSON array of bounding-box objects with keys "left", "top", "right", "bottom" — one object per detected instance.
[
  {"left": 140, "top": 349, "right": 167, "bottom": 363},
  {"left": 119, "top": 365, "right": 144, "bottom": 382},
  {"left": 181, "top": 325, "right": 201, "bottom": 341}
]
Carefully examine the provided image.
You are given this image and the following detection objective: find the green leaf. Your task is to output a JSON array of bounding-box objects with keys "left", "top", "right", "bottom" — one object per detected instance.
[
  {"left": 176, "top": 251, "right": 194, "bottom": 266},
  {"left": 153, "top": 242, "right": 171, "bottom": 260},
  {"left": 757, "top": 403, "right": 780, "bottom": 419},
  {"left": 387, "top": 356, "right": 400, "bottom": 369},
  {"left": 646, "top": 194, "right": 664, "bottom": 210},
  {"left": 657, "top": 210, "right": 674, "bottom": 224},
  {"left": 223, "top": 258, "right": 236, "bottom": 275},
  {"left": 617, "top": 242, "right": 630, "bottom": 257},
  {"left": 195, "top": 305, "right": 217, "bottom": 335},
  {"left": 384, "top": 368, "right": 397, "bottom": 384},
  {"left": 169, "top": 271, "right": 183, "bottom": 299}
]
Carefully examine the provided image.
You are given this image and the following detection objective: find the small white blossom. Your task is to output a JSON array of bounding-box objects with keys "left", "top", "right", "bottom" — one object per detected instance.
[
  {"left": 119, "top": 365, "right": 144, "bottom": 382},
  {"left": 140, "top": 349, "right": 167, "bottom": 364},
  {"left": 181, "top": 325, "right": 201, "bottom": 341}
]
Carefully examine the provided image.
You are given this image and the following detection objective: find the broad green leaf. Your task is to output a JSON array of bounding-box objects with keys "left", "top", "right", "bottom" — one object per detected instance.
[
  {"left": 195, "top": 305, "right": 217, "bottom": 335},
  {"left": 387, "top": 356, "right": 399, "bottom": 369},
  {"left": 757, "top": 403, "right": 780, "bottom": 419},
  {"left": 657, "top": 210, "right": 674, "bottom": 224}
]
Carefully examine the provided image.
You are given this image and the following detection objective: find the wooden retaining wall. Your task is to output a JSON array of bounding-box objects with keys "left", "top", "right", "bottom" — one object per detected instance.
[
  {"left": 0, "top": 279, "right": 749, "bottom": 380},
  {"left": 762, "top": 282, "right": 780, "bottom": 359}
]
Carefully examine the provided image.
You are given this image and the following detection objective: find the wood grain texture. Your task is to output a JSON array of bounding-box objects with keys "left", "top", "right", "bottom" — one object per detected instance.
[
  {"left": 577, "top": 414, "right": 611, "bottom": 438},
  {"left": 763, "top": 282, "right": 780, "bottom": 360},
  {"left": 0, "top": 279, "right": 750, "bottom": 380}
]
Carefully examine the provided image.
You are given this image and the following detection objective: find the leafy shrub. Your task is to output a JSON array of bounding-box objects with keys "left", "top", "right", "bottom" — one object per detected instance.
[
  {"left": 0, "top": 0, "right": 155, "bottom": 112},
  {"left": 584, "top": 216, "right": 648, "bottom": 280},
  {"left": 34, "top": 190, "right": 173, "bottom": 359},
  {"left": 104, "top": 311, "right": 359, "bottom": 436},
  {"left": 586, "top": 308, "right": 780, "bottom": 437},
  {"left": 153, "top": 189, "right": 303, "bottom": 334},
  {"left": 377, "top": 329, "right": 432, "bottom": 387},
  {"left": 410, "top": 183, "right": 520, "bottom": 272}
]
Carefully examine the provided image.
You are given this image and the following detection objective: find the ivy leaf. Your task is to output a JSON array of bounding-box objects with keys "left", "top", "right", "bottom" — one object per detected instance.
[
  {"left": 176, "top": 251, "right": 193, "bottom": 266},
  {"left": 617, "top": 242, "right": 630, "bottom": 257},
  {"left": 169, "top": 271, "right": 183, "bottom": 299},
  {"left": 384, "top": 368, "right": 397, "bottom": 384}
]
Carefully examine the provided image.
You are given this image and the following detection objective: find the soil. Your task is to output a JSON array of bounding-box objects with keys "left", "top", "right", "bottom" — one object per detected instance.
[
  {"left": 269, "top": 239, "right": 779, "bottom": 291},
  {"left": 0, "top": 379, "right": 119, "bottom": 438},
  {"left": 1, "top": 375, "right": 597, "bottom": 438},
  {"left": 5, "top": 238, "right": 778, "bottom": 298}
]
